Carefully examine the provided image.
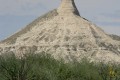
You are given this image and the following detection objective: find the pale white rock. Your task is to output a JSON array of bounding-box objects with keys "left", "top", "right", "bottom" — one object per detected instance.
[
  {"left": 0, "top": 0, "right": 120, "bottom": 63},
  {"left": 57, "top": 0, "right": 80, "bottom": 16}
]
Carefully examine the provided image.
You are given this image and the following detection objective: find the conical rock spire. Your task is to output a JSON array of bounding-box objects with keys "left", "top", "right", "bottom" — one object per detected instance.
[
  {"left": 0, "top": 0, "right": 120, "bottom": 63},
  {"left": 57, "top": 0, "right": 80, "bottom": 16}
]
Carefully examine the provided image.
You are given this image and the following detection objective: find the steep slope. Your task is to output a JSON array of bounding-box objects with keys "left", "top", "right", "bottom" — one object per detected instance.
[
  {"left": 0, "top": 9, "right": 58, "bottom": 44},
  {"left": 0, "top": 0, "right": 120, "bottom": 63}
]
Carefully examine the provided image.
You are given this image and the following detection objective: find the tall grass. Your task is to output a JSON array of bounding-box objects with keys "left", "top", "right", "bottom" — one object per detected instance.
[{"left": 0, "top": 52, "right": 120, "bottom": 80}]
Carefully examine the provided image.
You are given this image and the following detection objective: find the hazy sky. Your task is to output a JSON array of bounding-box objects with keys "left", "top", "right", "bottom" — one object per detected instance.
[{"left": 0, "top": 0, "right": 120, "bottom": 40}]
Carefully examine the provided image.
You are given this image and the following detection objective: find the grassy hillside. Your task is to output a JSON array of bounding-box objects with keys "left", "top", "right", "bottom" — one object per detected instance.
[{"left": 0, "top": 52, "right": 120, "bottom": 80}]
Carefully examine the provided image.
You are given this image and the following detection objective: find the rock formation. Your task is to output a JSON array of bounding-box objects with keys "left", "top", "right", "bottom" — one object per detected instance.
[{"left": 0, "top": 0, "right": 120, "bottom": 63}]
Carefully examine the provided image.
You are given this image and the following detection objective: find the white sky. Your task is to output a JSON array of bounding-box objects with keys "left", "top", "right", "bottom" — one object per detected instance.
[{"left": 0, "top": 0, "right": 120, "bottom": 40}]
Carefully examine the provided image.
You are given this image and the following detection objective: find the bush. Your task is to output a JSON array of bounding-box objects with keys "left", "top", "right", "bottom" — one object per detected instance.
[{"left": 0, "top": 52, "right": 119, "bottom": 80}]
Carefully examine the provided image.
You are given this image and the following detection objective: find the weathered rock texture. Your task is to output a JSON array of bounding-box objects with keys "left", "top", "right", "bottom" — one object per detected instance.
[{"left": 0, "top": 0, "right": 120, "bottom": 63}]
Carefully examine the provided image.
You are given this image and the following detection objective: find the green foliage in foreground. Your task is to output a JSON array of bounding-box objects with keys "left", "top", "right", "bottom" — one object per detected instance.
[{"left": 0, "top": 52, "right": 120, "bottom": 80}]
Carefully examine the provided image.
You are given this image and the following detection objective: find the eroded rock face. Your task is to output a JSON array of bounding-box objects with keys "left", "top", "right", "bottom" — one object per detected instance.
[
  {"left": 0, "top": 0, "right": 120, "bottom": 63},
  {"left": 0, "top": 47, "right": 3, "bottom": 53},
  {"left": 57, "top": 0, "right": 80, "bottom": 16}
]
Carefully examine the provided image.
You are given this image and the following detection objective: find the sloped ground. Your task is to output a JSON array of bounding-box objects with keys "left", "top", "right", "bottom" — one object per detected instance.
[{"left": 0, "top": 9, "right": 58, "bottom": 44}]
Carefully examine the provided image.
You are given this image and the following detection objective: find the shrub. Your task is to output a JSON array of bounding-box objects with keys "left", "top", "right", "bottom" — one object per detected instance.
[{"left": 0, "top": 52, "right": 119, "bottom": 80}]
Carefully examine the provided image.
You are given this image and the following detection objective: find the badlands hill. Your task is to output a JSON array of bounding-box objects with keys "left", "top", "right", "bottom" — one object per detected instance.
[{"left": 0, "top": 0, "right": 120, "bottom": 63}]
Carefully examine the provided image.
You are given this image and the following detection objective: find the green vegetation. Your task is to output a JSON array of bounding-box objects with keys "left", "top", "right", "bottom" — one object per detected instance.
[{"left": 0, "top": 52, "right": 120, "bottom": 80}]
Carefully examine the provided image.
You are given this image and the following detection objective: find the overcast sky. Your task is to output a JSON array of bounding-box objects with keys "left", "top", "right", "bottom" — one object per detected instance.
[{"left": 0, "top": 0, "right": 120, "bottom": 41}]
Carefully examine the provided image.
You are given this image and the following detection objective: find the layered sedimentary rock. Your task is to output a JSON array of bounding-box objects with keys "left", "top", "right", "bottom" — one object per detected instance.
[{"left": 0, "top": 0, "right": 120, "bottom": 63}]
